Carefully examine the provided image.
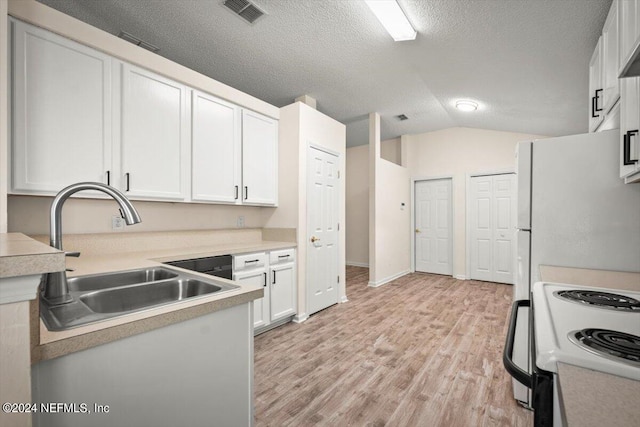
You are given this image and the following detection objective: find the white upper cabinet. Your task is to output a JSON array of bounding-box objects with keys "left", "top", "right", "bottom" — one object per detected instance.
[
  {"left": 619, "top": 77, "right": 640, "bottom": 181},
  {"left": 619, "top": 0, "right": 640, "bottom": 72},
  {"left": 602, "top": 1, "right": 620, "bottom": 113},
  {"left": 11, "top": 20, "right": 112, "bottom": 194},
  {"left": 119, "top": 64, "right": 189, "bottom": 200},
  {"left": 242, "top": 110, "right": 278, "bottom": 206},
  {"left": 589, "top": 36, "right": 605, "bottom": 132},
  {"left": 191, "top": 90, "right": 241, "bottom": 203},
  {"left": 10, "top": 19, "right": 278, "bottom": 202}
]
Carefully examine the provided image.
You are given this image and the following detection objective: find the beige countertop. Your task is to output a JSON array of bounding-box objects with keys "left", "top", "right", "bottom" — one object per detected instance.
[
  {"left": 539, "top": 265, "right": 640, "bottom": 292},
  {"left": 26, "top": 229, "right": 296, "bottom": 362},
  {"left": 557, "top": 363, "right": 640, "bottom": 427},
  {"left": 0, "top": 233, "right": 65, "bottom": 278},
  {"left": 539, "top": 265, "right": 640, "bottom": 427}
]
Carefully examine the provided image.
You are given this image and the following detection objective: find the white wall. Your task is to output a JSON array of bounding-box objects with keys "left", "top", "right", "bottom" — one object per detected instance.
[
  {"left": 8, "top": 195, "right": 267, "bottom": 235},
  {"left": 402, "top": 127, "right": 545, "bottom": 278},
  {"left": 346, "top": 127, "right": 546, "bottom": 279},
  {"left": 368, "top": 114, "right": 411, "bottom": 286},
  {"left": 380, "top": 137, "right": 401, "bottom": 165},
  {"left": 1, "top": 0, "right": 8, "bottom": 233},
  {"left": 373, "top": 158, "right": 410, "bottom": 284},
  {"left": 266, "top": 102, "right": 346, "bottom": 320},
  {"left": 345, "top": 145, "right": 369, "bottom": 266}
]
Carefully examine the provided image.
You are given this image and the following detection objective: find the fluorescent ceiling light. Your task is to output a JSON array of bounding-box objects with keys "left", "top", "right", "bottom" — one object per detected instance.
[
  {"left": 455, "top": 100, "right": 478, "bottom": 112},
  {"left": 365, "top": 0, "right": 417, "bottom": 41}
]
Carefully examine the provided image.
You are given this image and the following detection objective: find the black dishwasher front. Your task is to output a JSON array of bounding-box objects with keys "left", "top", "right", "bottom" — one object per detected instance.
[{"left": 163, "top": 255, "right": 232, "bottom": 280}]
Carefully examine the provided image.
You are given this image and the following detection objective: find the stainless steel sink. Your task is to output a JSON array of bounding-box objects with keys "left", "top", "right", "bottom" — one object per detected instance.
[
  {"left": 68, "top": 267, "right": 179, "bottom": 292},
  {"left": 40, "top": 267, "right": 240, "bottom": 331},
  {"left": 80, "top": 279, "right": 222, "bottom": 314}
]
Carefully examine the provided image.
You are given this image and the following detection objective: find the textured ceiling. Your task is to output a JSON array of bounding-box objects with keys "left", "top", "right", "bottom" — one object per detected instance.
[{"left": 37, "top": 0, "right": 612, "bottom": 147}]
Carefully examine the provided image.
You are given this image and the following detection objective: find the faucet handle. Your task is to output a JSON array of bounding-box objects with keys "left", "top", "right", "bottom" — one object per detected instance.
[{"left": 65, "top": 251, "right": 81, "bottom": 257}]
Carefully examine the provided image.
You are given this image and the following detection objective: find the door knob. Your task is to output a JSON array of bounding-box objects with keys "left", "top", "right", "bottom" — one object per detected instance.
[
  {"left": 310, "top": 236, "right": 320, "bottom": 243},
  {"left": 415, "top": 229, "right": 421, "bottom": 233}
]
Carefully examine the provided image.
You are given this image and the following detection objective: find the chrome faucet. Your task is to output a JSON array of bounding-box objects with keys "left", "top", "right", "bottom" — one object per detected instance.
[{"left": 41, "top": 182, "right": 142, "bottom": 305}]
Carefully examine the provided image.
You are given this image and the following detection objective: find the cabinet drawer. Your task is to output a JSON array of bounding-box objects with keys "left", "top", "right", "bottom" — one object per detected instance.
[
  {"left": 269, "top": 249, "right": 295, "bottom": 265},
  {"left": 233, "top": 252, "right": 267, "bottom": 271}
]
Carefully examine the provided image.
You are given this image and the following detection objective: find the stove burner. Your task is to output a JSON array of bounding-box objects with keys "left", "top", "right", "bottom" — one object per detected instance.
[
  {"left": 569, "top": 329, "right": 640, "bottom": 366},
  {"left": 555, "top": 290, "right": 640, "bottom": 311}
]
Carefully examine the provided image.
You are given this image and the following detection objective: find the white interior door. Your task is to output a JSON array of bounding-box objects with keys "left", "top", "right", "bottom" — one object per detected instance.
[
  {"left": 469, "top": 174, "right": 516, "bottom": 284},
  {"left": 414, "top": 179, "right": 452, "bottom": 275},
  {"left": 307, "top": 146, "right": 339, "bottom": 316}
]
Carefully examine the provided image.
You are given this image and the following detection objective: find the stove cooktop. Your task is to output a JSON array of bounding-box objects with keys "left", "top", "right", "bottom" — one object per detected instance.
[
  {"left": 555, "top": 289, "right": 640, "bottom": 311},
  {"left": 569, "top": 328, "right": 640, "bottom": 366},
  {"left": 532, "top": 282, "right": 640, "bottom": 380}
]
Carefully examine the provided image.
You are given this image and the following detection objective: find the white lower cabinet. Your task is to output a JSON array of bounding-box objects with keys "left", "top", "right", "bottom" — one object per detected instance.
[
  {"left": 234, "top": 267, "right": 269, "bottom": 329},
  {"left": 269, "top": 249, "right": 296, "bottom": 322},
  {"left": 233, "top": 249, "right": 296, "bottom": 334}
]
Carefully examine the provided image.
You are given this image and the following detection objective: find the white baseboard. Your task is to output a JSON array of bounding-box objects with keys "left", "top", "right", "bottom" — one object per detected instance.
[
  {"left": 455, "top": 274, "right": 468, "bottom": 280},
  {"left": 346, "top": 261, "right": 369, "bottom": 268},
  {"left": 293, "top": 313, "right": 308, "bottom": 323},
  {"left": 340, "top": 295, "right": 349, "bottom": 303},
  {"left": 368, "top": 270, "right": 410, "bottom": 288}
]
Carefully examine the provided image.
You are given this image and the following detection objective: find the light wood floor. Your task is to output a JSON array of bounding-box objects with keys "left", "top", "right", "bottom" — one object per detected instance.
[{"left": 254, "top": 266, "right": 533, "bottom": 426}]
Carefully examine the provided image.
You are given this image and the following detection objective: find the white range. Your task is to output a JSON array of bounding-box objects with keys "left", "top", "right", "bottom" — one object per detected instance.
[{"left": 532, "top": 282, "right": 640, "bottom": 381}]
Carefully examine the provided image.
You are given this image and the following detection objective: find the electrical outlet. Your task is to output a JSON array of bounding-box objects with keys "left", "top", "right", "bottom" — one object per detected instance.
[
  {"left": 112, "top": 215, "right": 124, "bottom": 230},
  {"left": 237, "top": 215, "right": 245, "bottom": 228}
]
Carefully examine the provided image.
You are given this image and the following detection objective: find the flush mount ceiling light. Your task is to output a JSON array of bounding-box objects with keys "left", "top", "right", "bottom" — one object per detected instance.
[
  {"left": 455, "top": 100, "right": 478, "bottom": 112},
  {"left": 364, "top": 0, "right": 417, "bottom": 41}
]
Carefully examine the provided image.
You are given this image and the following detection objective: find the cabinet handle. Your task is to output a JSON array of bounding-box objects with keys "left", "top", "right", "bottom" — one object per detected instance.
[
  {"left": 591, "top": 96, "right": 599, "bottom": 118},
  {"left": 278, "top": 254, "right": 290, "bottom": 258},
  {"left": 244, "top": 186, "right": 248, "bottom": 200},
  {"left": 263, "top": 272, "right": 267, "bottom": 287},
  {"left": 272, "top": 270, "right": 276, "bottom": 285},
  {"left": 125, "top": 173, "right": 130, "bottom": 192},
  {"left": 624, "top": 130, "right": 639, "bottom": 165},
  {"left": 235, "top": 185, "right": 239, "bottom": 200},
  {"left": 106, "top": 170, "right": 111, "bottom": 186},
  {"left": 245, "top": 259, "right": 259, "bottom": 264},
  {"left": 594, "top": 89, "right": 603, "bottom": 112}
]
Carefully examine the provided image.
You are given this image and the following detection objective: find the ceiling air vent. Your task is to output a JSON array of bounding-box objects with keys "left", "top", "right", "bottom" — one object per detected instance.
[
  {"left": 118, "top": 31, "right": 159, "bottom": 53},
  {"left": 223, "top": 0, "right": 265, "bottom": 24},
  {"left": 397, "top": 114, "right": 409, "bottom": 121}
]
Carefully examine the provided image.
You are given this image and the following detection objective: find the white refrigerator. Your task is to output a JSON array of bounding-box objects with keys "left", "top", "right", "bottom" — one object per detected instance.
[{"left": 511, "top": 129, "right": 640, "bottom": 405}]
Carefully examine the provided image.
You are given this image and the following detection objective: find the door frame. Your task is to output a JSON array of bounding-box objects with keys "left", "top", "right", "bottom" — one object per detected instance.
[
  {"left": 465, "top": 169, "right": 515, "bottom": 282},
  {"left": 305, "top": 143, "right": 342, "bottom": 318},
  {"left": 410, "top": 175, "right": 454, "bottom": 275}
]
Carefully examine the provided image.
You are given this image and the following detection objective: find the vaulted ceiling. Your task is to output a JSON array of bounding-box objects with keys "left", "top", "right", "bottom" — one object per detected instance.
[{"left": 38, "top": 0, "right": 612, "bottom": 146}]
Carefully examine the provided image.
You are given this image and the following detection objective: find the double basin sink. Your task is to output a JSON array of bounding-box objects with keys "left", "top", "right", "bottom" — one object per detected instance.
[{"left": 40, "top": 267, "right": 240, "bottom": 331}]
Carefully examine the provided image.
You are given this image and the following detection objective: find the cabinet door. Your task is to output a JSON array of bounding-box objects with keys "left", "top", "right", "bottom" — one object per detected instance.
[
  {"left": 241, "top": 110, "right": 278, "bottom": 206},
  {"left": 11, "top": 20, "right": 112, "bottom": 194},
  {"left": 589, "top": 36, "right": 604, "bottom": 132},
  {"left": 603, "top": 1, "right": 620, "bottom": 113},
  {"left": 619, "top": 0, "right": 640, "bottom": 67},
  {"left": 620, "top": 77, "right": 640, "bottom": 178},
  {"left": 269, "top": 263, "right": 296, "bottom": 322},
  {"left": 191, "top": 90, "right": 241, "bottom": 203},
  {"left": 120, "top": 64, "right": 189, "bottom": 200},
  {"left": 234, "top": 269, "right": 269, "bottom": 329}
]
